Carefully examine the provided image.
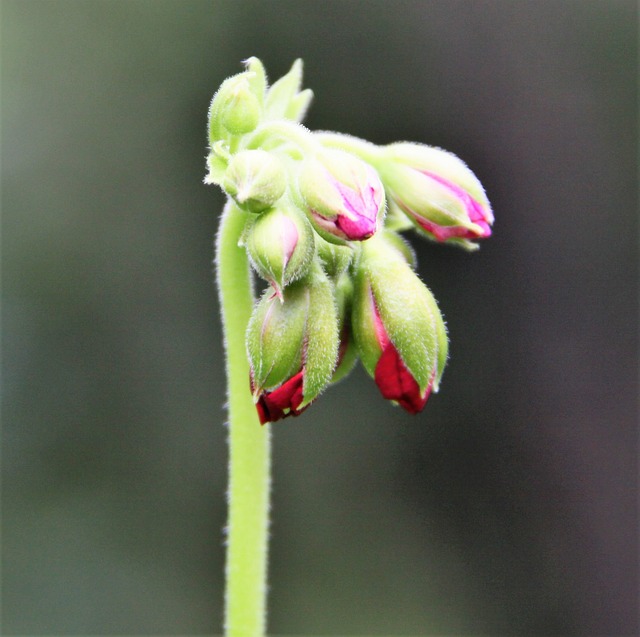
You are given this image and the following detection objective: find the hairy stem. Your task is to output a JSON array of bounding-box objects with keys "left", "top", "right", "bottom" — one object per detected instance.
[{"left": 216, "top": 200, "right": 271, "bottom": 637}]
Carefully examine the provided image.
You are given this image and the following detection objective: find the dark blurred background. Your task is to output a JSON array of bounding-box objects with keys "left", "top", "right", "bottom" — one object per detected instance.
[{"left": 2, "top": 1, "right": 637, "bottom": 635}]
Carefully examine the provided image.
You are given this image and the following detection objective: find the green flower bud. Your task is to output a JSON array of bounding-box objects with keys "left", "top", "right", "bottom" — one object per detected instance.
[
  {"left": 222, "top": 150, "right": 287, "bottom": 213},
  {"left": 247, "top": 266, "right": 340, "bottom": 423},
  {"left": 208, "top": 72, "right": 262, "bottom": 143},
  {"left": 219, "top": 77, "right": 261, "bottom": 135},
  {"left": 243, "top": 203, "right": 315, "bottom": 296}
]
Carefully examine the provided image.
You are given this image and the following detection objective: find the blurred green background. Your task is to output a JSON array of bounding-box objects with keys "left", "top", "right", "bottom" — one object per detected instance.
[{"left": 2, "top": 1, "right": 637, "bottom": 635}]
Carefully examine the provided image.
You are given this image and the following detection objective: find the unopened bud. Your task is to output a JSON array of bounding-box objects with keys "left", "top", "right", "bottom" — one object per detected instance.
[
  {"left": 223, "top": 150, "right": 287, "bottom": 213},
  {"left": 243, "top": 203, "right": 315, "bottom": 296},
  {"left": 297, "top": 149, "right": 385, "bottom": 243},
  {"left": 247, "top": 268, "right": 339, "bottom": 424},
  {"left": 352, "top": 234, "right": 448, "bottom": 413},
  {"left": 378, "top": 143, "right": 493, "bottom": 250},
  {"left": 219, "top": 74, "right": 261, "bottom": 135}
]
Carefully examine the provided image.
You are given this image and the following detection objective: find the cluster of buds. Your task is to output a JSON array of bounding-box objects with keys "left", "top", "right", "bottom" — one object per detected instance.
[{"left": 207, "top": 58, "right": 493, "bottom": 424}]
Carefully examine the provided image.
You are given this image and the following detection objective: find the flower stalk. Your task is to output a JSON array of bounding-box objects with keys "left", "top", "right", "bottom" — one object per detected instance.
[{"left": 216, "top": 200, "right": 270, "bottom": 636}]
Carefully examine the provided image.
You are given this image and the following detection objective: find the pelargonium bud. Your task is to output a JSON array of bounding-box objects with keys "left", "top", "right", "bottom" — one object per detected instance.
[
  {"left": 378, "top": 142, "right": 493, "bottom": 250},
  {"left": 208, "top": 68, "right": 263, "bottom": 144},
  {"left": 352, "top": 233, "right": 448, "bottom": 413},
  {"left": 246, "top": 267, "right": 339, "bottom": 424},
  {"left": 222, "top": 150, "right": 287, "bottom": 213},
  {"left": 297, "top": 149, "right": 385, "bottom": 243},
  {"left": 218, "top": 77, "right": 261, "bottom": 135},
  {"left": 242, "top": 203, "right": 315, "bottom": 297}
]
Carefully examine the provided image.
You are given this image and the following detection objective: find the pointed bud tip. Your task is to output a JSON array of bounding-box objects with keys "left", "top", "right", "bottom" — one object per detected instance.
[{"left": 374, "top": 343, "right": 432, "bottom": 414}]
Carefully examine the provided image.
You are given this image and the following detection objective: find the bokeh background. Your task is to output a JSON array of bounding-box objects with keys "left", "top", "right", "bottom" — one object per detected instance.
[{"left": 2, "top": 1, "right": 637, "bottom": 635}]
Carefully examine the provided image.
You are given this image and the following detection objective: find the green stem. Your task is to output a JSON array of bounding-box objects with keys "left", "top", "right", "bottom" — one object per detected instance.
[{"left": 216, "top": 200, "right": 271, "bottom": 637}]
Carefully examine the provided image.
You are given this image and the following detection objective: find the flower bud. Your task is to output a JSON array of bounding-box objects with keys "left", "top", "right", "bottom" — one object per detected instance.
[
  {"left": 247, "top": 267, "right": 339, "bottom": 423},
  {"left": 297, "top": 149, "right": 385, "bottom": 243},
  {"left": 378, "top": 143, "right": 493, "bottom": 250},
  {"left": 220, "top": 77, "right": 261, "bottom": 135},
  {"left": 352, "top": 234, "right": 448, "bottom": 413},
  {"left": 242, "top": 203, "right": 315, "bottom": 297},
  {"left": 209, "top": 74, "right": 262, "bottom": 143},
  {"left": 222, "top": 150, "right": 287, "bottom": 213}
]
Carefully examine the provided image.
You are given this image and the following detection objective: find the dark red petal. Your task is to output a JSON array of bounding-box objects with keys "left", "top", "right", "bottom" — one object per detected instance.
[
  {"left": 374, "top": 343, "right": 431, "bottom": 414},
  {"left": 254, "top": 370, "right": 309, "bottom": 424}
]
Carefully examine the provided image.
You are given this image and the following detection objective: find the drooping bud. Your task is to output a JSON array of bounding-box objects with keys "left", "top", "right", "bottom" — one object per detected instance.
[
  {"left": 242, "top": 203, "right": 315, "bottom": 296},
  {"left": 246, "top": 266, "right": 339, "bottom": 424},
  {"left": 377, "top": 142, "right": 493, "bottom": 250},
  {"left": 297, "top": 149, "right": 385, "bottom": 243},
  {"left": 222, "top": 150, "right": 287, "bottom": 213},
  {"left": 352, "top": 233, "right": 448, "bottom": 413}
]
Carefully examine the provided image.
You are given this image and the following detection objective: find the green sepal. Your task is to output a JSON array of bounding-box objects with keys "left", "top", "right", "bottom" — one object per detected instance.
[
  {"left": 285, "top": 88, "right": 313, "bottom": 123},
  {"left": 244, "top": 57, "right": 267, "bottom": 107},
  {"left": 265, "top": 59, "right": 303, "bottom": 120},
  {"left": 300, "top": 265, "right": 339, "bottom": 405},
  {"left": 351, "top": 269, "right": 383, "bottom": 378},
  {"left": 384, "top": 199, "right": 414, "bottom": 232},
  {"left": 204, "top": 141, "right": 232, "bottom": 185},
  {"left": 331, "top": 273, "right": 358, "bottom": 384},
  {"left": 422, "top": 283, "right": 448, "bottom": 392}
]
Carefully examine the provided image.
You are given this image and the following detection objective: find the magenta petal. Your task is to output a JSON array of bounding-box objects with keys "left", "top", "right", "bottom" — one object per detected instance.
[
  {"left": 255, "top": 370, "right": 308, "bottom": 424},
  {"left": 406, "top": 170, "right": 492, "bottom": 241},
  {"left": 374, "top": 344, "right": 431, "bottom": 414},
  {"left": 333, "top": 180, "right": 380, "bottom": 240}
]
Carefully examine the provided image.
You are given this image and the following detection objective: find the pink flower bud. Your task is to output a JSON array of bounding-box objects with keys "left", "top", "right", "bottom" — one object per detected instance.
[
  {"left": 379, "top": 143, "right": 493, "bottom": 248},
  {"left": 297, "top": 150, "right": 385, "bottom": 242},
  {"left": 352, "top": 234, "right": 448, "bottom": 414},
  {"left": 370, "top": 297, "right": 433, "bottom": 413},
  {"left": 243, "top": 204, "right": 315, "bottom": 297}
]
